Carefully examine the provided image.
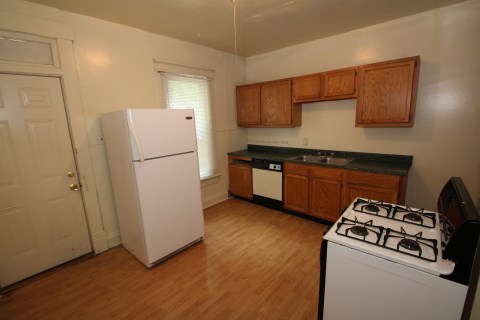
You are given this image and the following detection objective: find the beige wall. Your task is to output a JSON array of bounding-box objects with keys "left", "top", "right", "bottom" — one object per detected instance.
[
  {"left": 245, "top": 0, "right": 480, "bottom": 213},
  {"left": 0, "top": 0, "right": 247, "bottom": 249},
  {"left": 1, "top": 0, "right": 479, "bottom": 318}
]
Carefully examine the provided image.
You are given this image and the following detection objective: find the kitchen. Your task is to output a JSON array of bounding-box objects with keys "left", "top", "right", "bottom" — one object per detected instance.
[{"left": 0, "top": 0, "right": 479, "bottom": 319}]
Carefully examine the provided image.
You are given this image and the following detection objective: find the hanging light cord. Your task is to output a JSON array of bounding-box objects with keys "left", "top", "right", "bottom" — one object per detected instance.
[{"left": 232, "top": 0, "right": 238, "bottom": 65}]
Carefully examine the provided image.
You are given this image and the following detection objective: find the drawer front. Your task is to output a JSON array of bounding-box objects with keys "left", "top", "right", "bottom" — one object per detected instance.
[
  {"left": 284, "top": 163, "right": 309, "bottom": 176},
  {"left": 345, "top": 170, "right": 400, "bottom": 189},
  {"left": 310, "top": 166, "right": 343, "bottom": 181}
]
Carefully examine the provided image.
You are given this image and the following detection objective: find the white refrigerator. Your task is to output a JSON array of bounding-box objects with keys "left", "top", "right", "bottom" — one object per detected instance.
[{"left": 101, "top": 109, "right": 205, "bottom": 267}]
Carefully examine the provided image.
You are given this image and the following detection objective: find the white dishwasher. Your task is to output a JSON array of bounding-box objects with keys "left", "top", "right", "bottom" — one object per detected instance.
[{"left": 252, "top": 159, "right": 283, "bottom": 209}]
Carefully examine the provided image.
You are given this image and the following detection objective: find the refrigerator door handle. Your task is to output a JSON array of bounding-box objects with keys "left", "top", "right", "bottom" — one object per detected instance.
[{"left": 127, "top": 115, "right": 145, "bottom": 162}]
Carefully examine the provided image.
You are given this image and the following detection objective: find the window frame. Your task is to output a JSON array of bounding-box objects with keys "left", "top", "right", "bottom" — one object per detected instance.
[{"left": 156, "top": 66, "right": 218, "bottom": 181}]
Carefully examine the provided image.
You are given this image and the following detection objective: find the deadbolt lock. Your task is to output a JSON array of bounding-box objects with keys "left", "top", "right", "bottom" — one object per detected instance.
[
  {"left": 69, "top": 184, "right": 79, "bottom": 191},
  {"left": 67, "top": 171, "right": 75, "bottom": 177}
]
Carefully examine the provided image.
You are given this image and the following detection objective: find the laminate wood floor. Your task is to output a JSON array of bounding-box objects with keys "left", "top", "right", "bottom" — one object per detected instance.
[{"left": 0, "top": 198, "right": 328, "bottom": 320}]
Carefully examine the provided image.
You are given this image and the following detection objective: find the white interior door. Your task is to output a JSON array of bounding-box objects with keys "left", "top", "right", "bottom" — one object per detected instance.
[{"left": 0, "top": 74, "right": 92, "bottom": 287}]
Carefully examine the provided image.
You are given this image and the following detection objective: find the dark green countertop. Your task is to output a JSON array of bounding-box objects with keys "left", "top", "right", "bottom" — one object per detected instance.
[{"left": 228, "top": 145, "right": 413, "bottom": 176}]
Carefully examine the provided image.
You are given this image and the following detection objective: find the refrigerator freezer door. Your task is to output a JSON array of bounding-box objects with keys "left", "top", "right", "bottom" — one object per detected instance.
[
  {"left": 134, "top": 152, "right": 204, "bottom": 264},
  {"left": 126, "top": 109, "right": 197, "bottom": 161}
]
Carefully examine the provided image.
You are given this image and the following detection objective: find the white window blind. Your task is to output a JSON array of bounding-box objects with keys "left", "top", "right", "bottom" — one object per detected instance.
[{"left": 161, "top": 72, "right": 216, "bottom": 180}]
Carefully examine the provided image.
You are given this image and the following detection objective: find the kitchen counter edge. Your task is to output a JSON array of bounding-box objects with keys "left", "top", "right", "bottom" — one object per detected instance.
[{"left": 228, "top": 145, "right": 412, "bottom": 176}]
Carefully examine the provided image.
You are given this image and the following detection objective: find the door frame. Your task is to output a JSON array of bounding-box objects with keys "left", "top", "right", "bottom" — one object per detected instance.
[{"left": 0, "top": 11, "right": 108, "bottom": 253}]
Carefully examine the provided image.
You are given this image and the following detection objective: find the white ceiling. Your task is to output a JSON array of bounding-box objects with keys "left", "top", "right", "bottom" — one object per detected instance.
[{"left": 26, "top": 0, "right": 466, "bottom": 57}]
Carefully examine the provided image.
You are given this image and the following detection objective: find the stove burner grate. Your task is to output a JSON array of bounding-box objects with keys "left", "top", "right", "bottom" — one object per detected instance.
[
  {"left": 382, "top": 227, "right": 438, "bottom": 262},
  {"left": 392, "top": 206, "right": 436, "bottom": 228},
  {"left": 336, "top": 217, "right": 383, "bottom": 245},
  {"left": 353, "top": 199, "right": 393, "bottom": 218}
]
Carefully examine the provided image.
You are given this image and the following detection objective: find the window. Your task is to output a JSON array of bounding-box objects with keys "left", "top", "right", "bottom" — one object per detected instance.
[
  {"left": 0, "top": 30, "right": 59, "bottom": 66},
  {"left": 160, "top": 72, "right": 216, "bottom": 180}
]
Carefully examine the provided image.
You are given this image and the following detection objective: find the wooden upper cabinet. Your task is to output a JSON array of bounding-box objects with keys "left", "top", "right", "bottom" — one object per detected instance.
[
  {"left": 236, "top": 80, "right": 301, "bottom": 127},
  {"left": 293, "top": 68, "right": 357, "bottom": 103},
  {"left": 236, "top": 56, "right": 420, "bottom": 128},
  {"left": 356, "top": 56, "right": 420, "bottom": 127},
  {"left": 236, "top": 84, "right": 261, "bottom": 126},
  {"left": 261, "top": 79, "right": 294, "bottom": 126},
  {"left": 293, "top": 74, "right": 322, "bottom": 102},
  {"left": 323, "top": 68, "right": 357, "bottom": 100}
]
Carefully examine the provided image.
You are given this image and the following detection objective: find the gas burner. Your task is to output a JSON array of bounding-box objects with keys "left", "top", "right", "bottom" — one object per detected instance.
[
  {"left": 392, "top": 206, "right": 436, "bottom": 228},
  {"left": 350, "top": 225, "right": 369, "bottom": 237},
  {"left": 398, "top": 238, "right": 421, "bottom": 252},
  {"left": 335, "top": 217, "right": 383, "bottom": 245},
  {"left": 364, "top": 204, "right": 380, "bottom": 213},
  {"left": 383, "top": 227, "right": 438, "bottom": 262},
  {"left": 404, "top": 212, "right": 423, "bottom": 223},
  {"left": 353, "top": 199, "right": 393, "bottom": 218}
]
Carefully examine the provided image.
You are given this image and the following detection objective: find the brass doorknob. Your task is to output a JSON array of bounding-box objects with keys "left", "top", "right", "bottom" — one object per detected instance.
[
  {"left": 69, "top": 184, "right": 79, "bottom": 191},
  {"left": 67, "top": 171, "right": 75, "bottom": 177}
]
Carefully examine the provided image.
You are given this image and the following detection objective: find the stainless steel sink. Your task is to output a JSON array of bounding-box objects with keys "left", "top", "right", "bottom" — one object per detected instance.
[
  {"left": 291, "top": 155, "right": 326, "bottom": 162},
  {"left": 321, "top": 157, "right": 354, "bottom": 165},
  {"left": 290, "top": 154, "right": 354, "bottom": 166}
]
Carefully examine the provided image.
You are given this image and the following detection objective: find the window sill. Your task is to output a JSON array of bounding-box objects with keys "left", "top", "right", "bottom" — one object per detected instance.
[{"left": 201, "top": 173, "right": 220, "bottom": 186}]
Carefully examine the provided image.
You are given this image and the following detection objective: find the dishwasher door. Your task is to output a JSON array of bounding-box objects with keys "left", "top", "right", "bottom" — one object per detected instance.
[
  {"left": 251, "top": 159, "right": 283, "bottom": 209},
  {"left": 252, "top": 168, "right": 283, "bottom": 201}
]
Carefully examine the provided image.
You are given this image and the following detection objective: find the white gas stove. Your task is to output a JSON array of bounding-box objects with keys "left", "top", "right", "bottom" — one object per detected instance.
[
  {"left": 318, "top": 178, "right": 480, "bottom": 320},
  {"left": 324, "top": 198, "right": 455, "bottom": 275}
]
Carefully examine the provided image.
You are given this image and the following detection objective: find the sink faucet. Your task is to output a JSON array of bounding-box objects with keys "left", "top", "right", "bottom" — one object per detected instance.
[
  {"left": 317, "top": 150, "right": 322, "bottom": 156},
  {"left": 330, "top": 152, "right": 335, "bottom": 158}
]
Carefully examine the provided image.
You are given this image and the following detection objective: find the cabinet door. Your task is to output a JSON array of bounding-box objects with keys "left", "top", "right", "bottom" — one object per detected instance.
[
  {"left": 344, "top": 183, "right": 397, "bottom": 205},
  {"left": 261, "top": 80, "right": 292, "bottom": 125},
  {"left": 229, "top": 163, "right": 253, "bottom": 199},
  {"left": 310, "top": 177, "right": 343, "bottom": 222},
  {"left": 356, "top": 57, "right": 420, "bottom": 127},
  {"left": 293, "top": 74, "right": 322, "bottom": 102},
  {"left": 310, "top": 166, "right": 344, "bottom": 221},
  {"left": 284, "top": 173, "right": 309, "bottom": 213},
  {"left": 323, "top": 68, "right": 357, "bottom": 100},
  {"left": 343, "top": 170, "right": 400, "bottom": 207},
  {"left": 237, "top": 84, "right": 261, "bottom": 126}
]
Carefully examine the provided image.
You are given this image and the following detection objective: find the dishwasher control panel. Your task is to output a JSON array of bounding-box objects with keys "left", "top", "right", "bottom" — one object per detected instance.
[
  {"left": 269, "top": 164, "right": 281, "bottom": 171},
  {"left": 252, "top": 159, "right": 283, "bottom": 172}
]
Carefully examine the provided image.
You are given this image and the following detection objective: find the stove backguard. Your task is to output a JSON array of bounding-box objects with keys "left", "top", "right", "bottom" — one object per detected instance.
[{"left": 439, "top": 177, "right": 480, "bottom": 286}]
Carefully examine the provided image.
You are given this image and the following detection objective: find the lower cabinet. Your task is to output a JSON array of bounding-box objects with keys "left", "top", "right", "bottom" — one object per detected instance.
[
  {"left": 284, "top": 163, "right": 407, "bottom": 222},
  {"left": 310, "top": 167, "right": 343, "bottom": 221},
  {"left": 284, "top": 163, "right": 344, "bottom": 222},
  {"left": 343, "top": 170, "right": 406, "bottom": 208},
  {"left": 228, "top": 156, "right": 253, "bottom": 199},
  {"left": 283, "top": 164, "right": 309, "bottom": 213}
]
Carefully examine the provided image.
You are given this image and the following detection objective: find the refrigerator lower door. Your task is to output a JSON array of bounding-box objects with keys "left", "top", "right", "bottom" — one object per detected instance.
[{"left": 134, "top": 152, "right": 204, "bottom": 265}]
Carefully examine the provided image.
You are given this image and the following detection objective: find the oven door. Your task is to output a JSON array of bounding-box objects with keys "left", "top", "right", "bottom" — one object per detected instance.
[{"left": 319, "top": 241, "right": 468, "bottom": 320}]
